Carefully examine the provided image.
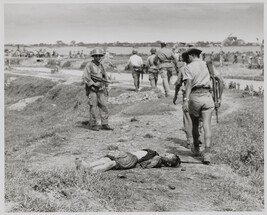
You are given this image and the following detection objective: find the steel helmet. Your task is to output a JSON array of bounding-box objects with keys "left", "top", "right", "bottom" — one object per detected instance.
[
  {"left": 150, "top": 48, "right": 157, "bottom": 54},
  {"left": 90, "top": 48, "right": 104, "bottom": 56},
  {"left": 132, "top": 49, "right": 138, "bottom": 54}
]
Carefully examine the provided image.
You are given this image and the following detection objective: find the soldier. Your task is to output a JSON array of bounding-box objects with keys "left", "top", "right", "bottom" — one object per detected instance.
[
  {"left": 233, "top": 53, "right": 238, "bottom": 64},
  {"left": 146, "top": 48, "right": 159, "bottom": 89},
  {"left": 82, "top": 48, "right": 113, "bottom": 131},
  {"left": 242, "top": 52, "right": 246, "bottom": 64},
  {"left": 125, "top": 49, "right": 144, "bottom": 92},
  {"left": 182, "top": 48, "right": 223, "bottom": 165},
  {"left": 153, "top": 42, "right": 178, "bottom": 97}
]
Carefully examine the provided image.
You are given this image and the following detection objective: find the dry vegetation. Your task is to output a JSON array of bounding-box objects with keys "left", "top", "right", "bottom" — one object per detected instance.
[{"left": 4, "top": 71, "right": 264, "bottom": 212}]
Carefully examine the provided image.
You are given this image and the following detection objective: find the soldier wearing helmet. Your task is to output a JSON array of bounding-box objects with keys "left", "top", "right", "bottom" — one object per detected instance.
[
  {"left": 82, "top": 48, "right": 113, "bottom": 131},
  {"left": 125, "top": 49, "right": 144, "bottom": 91},
  {"left": 153, "top": 41, "right": 179, "bottom": 97},
  {"left": 145, "top": 48, "right": 159, "bottom": 88}
]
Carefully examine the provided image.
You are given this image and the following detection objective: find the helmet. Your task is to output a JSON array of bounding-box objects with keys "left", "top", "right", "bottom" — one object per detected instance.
[
  {"left": 90, "top": 48, "right": 104, "bottom": 56},
  {"left": 150, "top": 48, "right": 156, "bottom": 54},
  {"left": 132, "top": 49, "right": 138, "bottom": 54}
]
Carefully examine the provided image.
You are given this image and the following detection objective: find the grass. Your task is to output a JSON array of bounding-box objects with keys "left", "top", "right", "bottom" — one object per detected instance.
[
  {"left": 210, "top": 90, "right": 264, "bottom": 206},
  {"left": 4, "top": 75, "right": 264, "bottom": 212}
]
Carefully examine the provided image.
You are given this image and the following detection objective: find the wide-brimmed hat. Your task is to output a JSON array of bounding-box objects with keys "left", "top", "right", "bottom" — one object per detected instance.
[
  {"left": 181, "top": 48, "right": 202, "bottom": 62},
  {"left": 184, "top": 48, "right": 202, "bottom": 56}
]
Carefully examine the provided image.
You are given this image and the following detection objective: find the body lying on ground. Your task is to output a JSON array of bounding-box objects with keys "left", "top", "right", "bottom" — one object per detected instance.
[{"left": 75, "top": 149, "right": 181, "bottom": 173}]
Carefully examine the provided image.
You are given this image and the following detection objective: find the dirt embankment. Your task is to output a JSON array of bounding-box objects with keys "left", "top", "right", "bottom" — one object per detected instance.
[{"left": 4, "top": 74, "right": 264, "bottom": 212}]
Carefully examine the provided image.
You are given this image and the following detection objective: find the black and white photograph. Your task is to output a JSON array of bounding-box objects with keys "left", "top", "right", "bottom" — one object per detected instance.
[{"left": 2, "top": 0, "right": 265, "bottom": 213}]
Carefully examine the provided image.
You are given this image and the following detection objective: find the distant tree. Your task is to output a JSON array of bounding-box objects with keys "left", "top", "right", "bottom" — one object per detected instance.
[
  {"left": 56, "top": 40, "right": 64, "bottom": 46},
  {"left": 77, "top": 42, "right": 85, "bottom": 46},
  {"left": 70, "top": 40, "right": 76, "bottom": 46}
]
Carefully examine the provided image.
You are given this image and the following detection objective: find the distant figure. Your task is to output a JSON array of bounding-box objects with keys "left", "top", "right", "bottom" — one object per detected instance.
[
  {"left": 233, "top": 53, "right": 238, "bottom": 64},
  {"left": 81, "top": 50, "right": 84, "bottom": 58},
  {"left": 55, "top": 55, "right": 61, "bottom": 73},
  {"left": 210, "top": 51, "right": 214, "bottom": 61},
  {"left": 69, "top": 51, "right": 72, "bottom": 58},
  {"left": 125, "top": 49, "right": 144, "bottom": 92},
  {"left": 257, "top": 56, "right": 263, "bottom": 69},
  {"left": 241, "top": 53, "right": 246, "bottom": 64},
  {"left": 153, "top": 42, "right": 179, "bottom": 97},
  {"left": 248, "top": 56, "right": 253, "bottom": 68},
  {"left": 146, "top": 48, "right": 159, "bottom": 89},
  {"left": 101, "top": 49, "right": 116, "bottom": 69},
  {"left": 224, "top": 51, "right": 230, "bottom": 62}
]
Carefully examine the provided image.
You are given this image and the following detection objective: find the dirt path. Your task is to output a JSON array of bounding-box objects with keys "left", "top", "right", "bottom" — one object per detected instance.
[{"left": 5, "top": 68, "right": 255, "bottom": 212}]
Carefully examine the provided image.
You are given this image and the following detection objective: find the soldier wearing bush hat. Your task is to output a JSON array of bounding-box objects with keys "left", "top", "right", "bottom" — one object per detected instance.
[
  {"left": 82, "top": 48, "right": 113, "bottom": 131},
  {"left": 182, "top": 47, "right": 223, "bottom": 165}
]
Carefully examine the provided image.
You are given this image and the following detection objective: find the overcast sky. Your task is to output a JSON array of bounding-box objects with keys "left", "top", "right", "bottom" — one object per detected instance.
[{"left": 4, "top": 3, "right": 264, "bottom": 44}]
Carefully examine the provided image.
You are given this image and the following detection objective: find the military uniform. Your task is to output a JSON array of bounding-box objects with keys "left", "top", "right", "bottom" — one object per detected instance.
[
  {"left": 146, "top": 51, "right": 159, "bottom": 88},
  {"left": 154, "top": 45, "right": 178, "bottom": 96},
  {"left": 83, "top": 59, "right": 109, "bottom": 128},
  {"left": 126, "top": 50, "right": 143, "bottom": 91}
]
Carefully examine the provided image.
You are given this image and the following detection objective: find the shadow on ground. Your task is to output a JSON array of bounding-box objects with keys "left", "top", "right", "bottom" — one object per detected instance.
[{"left": 76, "top": 120, "right": 89, "bottom": 129}]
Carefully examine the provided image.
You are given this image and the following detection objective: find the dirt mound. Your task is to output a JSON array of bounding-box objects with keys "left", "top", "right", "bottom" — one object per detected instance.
[
  {"left": 5, "top": 76, "right": 57, "bottom": 104},
  {"left": 108, "top": 90, "right": 162, "bottom": 105}
]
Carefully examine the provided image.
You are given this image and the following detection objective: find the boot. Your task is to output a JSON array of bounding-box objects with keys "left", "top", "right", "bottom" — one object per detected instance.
[
  {"left": 90, "top": 125, "right": 99, "bottom": 131},
  {"left": 101, "top": 125, "right": 114, "bottom": 131}
]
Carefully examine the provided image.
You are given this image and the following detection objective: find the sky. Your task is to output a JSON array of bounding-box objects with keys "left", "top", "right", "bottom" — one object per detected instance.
[{"left": 4, "top": 2, "right": 264, "bottom": 44}]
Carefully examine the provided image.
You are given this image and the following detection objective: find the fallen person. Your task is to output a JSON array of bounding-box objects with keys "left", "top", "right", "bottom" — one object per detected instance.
[{"left": 75, "top": 149, "right": 181, "bottom": 172}]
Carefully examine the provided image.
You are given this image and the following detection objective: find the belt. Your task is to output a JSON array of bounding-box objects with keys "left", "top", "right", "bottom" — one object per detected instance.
[{"left": 192, "top": 85, "right": 211, "bottom": 92}]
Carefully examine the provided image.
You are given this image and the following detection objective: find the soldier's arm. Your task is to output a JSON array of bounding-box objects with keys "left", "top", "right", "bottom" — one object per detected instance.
[
  {"left": 82, "top": 64, "right": 95, "bottom": 87},
  {"left": 173, "top": 71, "right": 183, "bottom": 104}
]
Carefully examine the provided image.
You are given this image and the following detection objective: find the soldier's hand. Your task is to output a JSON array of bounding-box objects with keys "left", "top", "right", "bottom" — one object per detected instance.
[
  {"left": 173, "top": 96, "right": 177, "bottom": 105},
  {"left": 182, "top": 101, "right": 189, "bottom": 112},
  {"left": 94, "top": 82, "right": 102, "bottom": 88},
  {"left": 215, "top": 99, "right": 221, "bottom": 108}
]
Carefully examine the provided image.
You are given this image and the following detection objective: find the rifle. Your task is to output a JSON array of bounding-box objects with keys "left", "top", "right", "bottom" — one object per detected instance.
[
  {"left": 84, "top": 74, "right": 112, "bottom": 85},
  {"left": 206, "top": 61, "right": 220, "bottom": 123}
]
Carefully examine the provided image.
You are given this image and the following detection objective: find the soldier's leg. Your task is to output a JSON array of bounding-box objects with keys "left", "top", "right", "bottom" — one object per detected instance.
[
  {"left": 182, "top": 91, "right": 193, "bottom": 144},
  {"left": 201, "top": 109, "right": 213, "bottom": 149},
  {"left": 137, "top": 72, "right": 140, "bottom": 89},
  {"left": 201, "top": 109, "right": 213, "bottom": 164},
  {"left": 98, "top": 91, "right": 109, "bottom": 126},
  {"left": 89, "top": 157, "right": 113, "bottom": 168},
  {"left": 132, "top": 71, "right": 139, "bottom": 90},
  {"left": 183, "top": 111, "right": 193, "bottom": 143},
  {"left": 155, "top": 73, "right": 158, "bottom": 87},
  {"left": 149, "top": 72, "right": 156, "bottom": 88},
  {"left": 167, "top": 68, "right": 173, "bottom": 84},
  {"left": 190, "top": 115, "right": 200, "bottom": 146},
  {"left": 91, "top": 160, "right": 117, "bottom": 172},
  {"left": 88, "top": 91, "right": 98, "bottom": 127},
  {"left": 159, "top": 68, "right": 171, "bottom": 97}
]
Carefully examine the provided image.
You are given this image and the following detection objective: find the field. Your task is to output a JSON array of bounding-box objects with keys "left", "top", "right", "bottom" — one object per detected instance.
[
  {"left": 5, "top": 45, "right": 261, "bottom": 56},
  {"left": 4, "top": 52, "right": 264, "bottom": 212}
]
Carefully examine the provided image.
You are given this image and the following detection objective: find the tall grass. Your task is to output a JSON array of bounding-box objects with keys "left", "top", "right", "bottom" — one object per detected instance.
[{"left": 212, "top": 95, "right": 264, "bottom": 183}]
